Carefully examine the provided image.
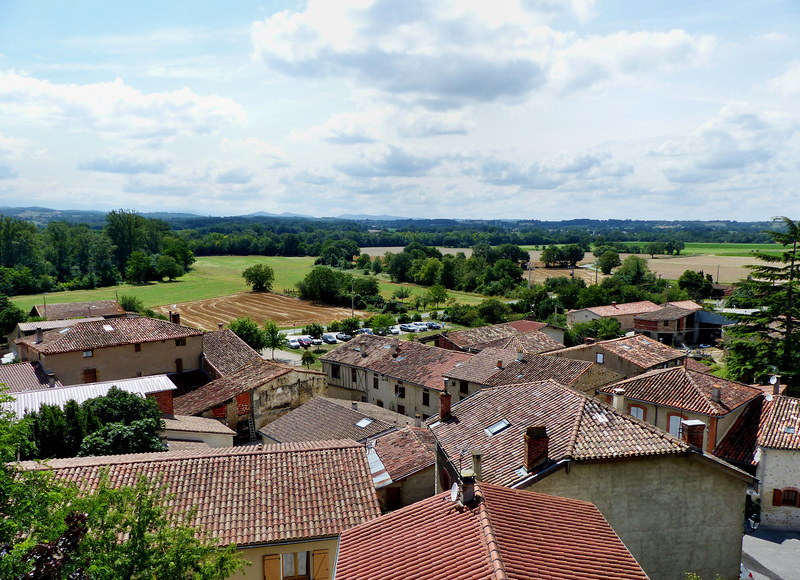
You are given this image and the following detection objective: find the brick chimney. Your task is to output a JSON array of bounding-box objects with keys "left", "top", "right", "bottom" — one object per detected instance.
[
  {"left": 497, "top": 360, "right": 503, "bottom": 369},
  {"left": 681, "top": 420, "right": 706, "bottom": 449},
  {"left": 524, "top": 426, "right": 548, "bottom": 471},
  {"left": 439, "top": 390, "right": 452, "bottom": 421},
  {"left": 169, "top": 311, "right": 180, "bottom": 325}
]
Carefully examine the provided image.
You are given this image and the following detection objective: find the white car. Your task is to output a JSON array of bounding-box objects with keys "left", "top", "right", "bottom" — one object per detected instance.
[
  {"left": 739, "top": 563, "right": 753, "bottom": 580},
  {"left": 388, "top": 326, "right": 400, "bottom": 335},
  {"left": 412, "top": 322, "right": 429, "bottom": 331},
  {"left": 287, "top": 338, "right": 300, "bottom": 349}
]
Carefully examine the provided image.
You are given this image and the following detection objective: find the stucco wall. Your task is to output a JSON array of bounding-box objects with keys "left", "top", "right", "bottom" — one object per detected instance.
[
  {"left": 161, "top": 430, "right": 233, "bottom": 448},
  {"left": 571, "top": 365, "right": 624, "bottom": 394},
  {"left": 253, "top": 371, "right": 327, "bottom": 429},
  {"left": 757, "top": 448, "right": 800, "bottom": 530},
  {"left": 238, "top": 537, "right": 337, "bottom": 580},
  {"left": 529, "top": 455, "right": 746, "bottom": 580}
]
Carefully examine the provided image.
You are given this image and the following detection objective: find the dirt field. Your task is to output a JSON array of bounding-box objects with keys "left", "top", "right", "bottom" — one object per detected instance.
[{"left": 153, "top": 292, "right": 366, "bottom": 331}]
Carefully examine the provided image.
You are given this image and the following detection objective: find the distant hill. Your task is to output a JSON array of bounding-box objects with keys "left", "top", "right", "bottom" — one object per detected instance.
[
  {"left": 245, "top": 211, "right": 315, "bottom": 219},
  {"left": 336, "top": 213, "right": 410, "bottom": 221},
  {"left": 0, "top": 207, "right": 200, "bottom": 227}
]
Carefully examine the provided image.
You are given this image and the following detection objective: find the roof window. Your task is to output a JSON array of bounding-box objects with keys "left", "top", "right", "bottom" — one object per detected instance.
[
  {"left": 355, "top": 418, "right": 374, "bottom": 429},
  {"left": 102, "top": 324, "right": 114, "bottom": 331},
  {"left": 485, "top": 418, "right": 510, "bottom": 436}
]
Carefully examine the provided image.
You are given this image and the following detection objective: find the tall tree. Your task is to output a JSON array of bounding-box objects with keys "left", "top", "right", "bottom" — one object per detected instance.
[
  {"left": 242, "top": 264, "right": 275, "bottom": 292},
  {"left": 104, "top": 209, "right": 146, "bottom": 275},
  {"left": 229, "top": 317, "right": 267, "bottom": 352},
  {"left": 263, "top": 320, "right": 287, "bottom": 359}
]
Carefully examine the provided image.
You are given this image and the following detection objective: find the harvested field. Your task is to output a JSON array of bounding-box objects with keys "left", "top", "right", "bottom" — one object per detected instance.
[
  {"left": 620, "top": 254, "right": 751, "bottom": 284},
  {"left": 153, "top": 292, "right": 366, "bottom": 331}
]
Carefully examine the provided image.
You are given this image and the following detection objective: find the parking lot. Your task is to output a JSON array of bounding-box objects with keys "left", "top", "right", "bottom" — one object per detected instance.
[{"left": 742, "top": 529, "right": 800, "bottom": 580}]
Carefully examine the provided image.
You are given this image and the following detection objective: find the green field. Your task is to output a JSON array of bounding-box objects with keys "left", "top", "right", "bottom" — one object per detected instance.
[
  {"left": 681, "top": 242, "right": 782, "bottom": 257},
  {"left": 11, "top": 255, "right": 489, "bottom": 312}
]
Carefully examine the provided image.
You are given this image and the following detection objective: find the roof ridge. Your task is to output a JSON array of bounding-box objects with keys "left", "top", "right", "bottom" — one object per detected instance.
[
  {"left": 591, "top": 394, "right": 690, "bottom": 451},
  {"left": 685, "top": 369, "right": 718, "bottom": 414},
  {"left": 566, "top": 395, "right": 588, "bottom": 457},
  {"left": 474, "top": 484, "right": 509, "bottom": 580}
]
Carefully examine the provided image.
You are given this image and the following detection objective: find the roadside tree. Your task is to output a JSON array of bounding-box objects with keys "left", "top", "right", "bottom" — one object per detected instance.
[
  {"left": 263, "top": 320, "right": 287, "bottom": 359},
  {"left": 229, "top": 316, "right": 267, "bottom": 352},
  {"left": 427, "top": 284, "right": 448, "bottom": 309}
]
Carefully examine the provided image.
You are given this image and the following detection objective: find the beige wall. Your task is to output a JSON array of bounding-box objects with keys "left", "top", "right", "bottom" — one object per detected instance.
[
  {"left": 377, "top": 466, "right": 435, "bottom": 509},
  {"left": 254, "top": 371, "right": 327, "bottom": 429},
  {"left": 757, "top": 448, "right": 800, "bottom": 530},
  {"left": 571, "top": 365, "right": 624, "bottom": 394},
  {"left": 551, "top": 344, "right": 682, "bottom": 379},
  {"left": 238, "top": 537, "right": 337, "bottom": 580},
  {"left": 567, "top": 310, "right": 600, "bottom": 327},
  {"left": 530, "top": 455, "right": 747, "bottom": 580},
  {"left": 24, "top": 335, "right": 203, "bottom": 386},
  {"left": 161, "top": 429, "right": 233, "bottom": 448}
]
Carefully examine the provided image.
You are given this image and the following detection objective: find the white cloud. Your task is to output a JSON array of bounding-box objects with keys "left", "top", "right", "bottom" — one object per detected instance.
[
  {"left": 334, "top": 144, "right": 440, "bottom": 177},
  {"left": 397, "top": 111, "right": 474, "bottom": 138},
  {"left": 0, "top": 70, "right": 245, "bottom": 141},
  {"left": 80, "top": 152, "right": 168, "bottom": 174},
  {"left": 766, "top": 63, "right": 800, "bottom": 96},
  {"left": 293, "top": 110, "right": 387, "bottom": 144}
]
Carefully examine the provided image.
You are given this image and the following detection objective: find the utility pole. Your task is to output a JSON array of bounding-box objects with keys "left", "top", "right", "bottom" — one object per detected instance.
[
  {"left": 351, "top": 278, "right": 354, "bottom": 317},
  {"left": 527, "top": 262, "right": 532, "bottom": 289}
]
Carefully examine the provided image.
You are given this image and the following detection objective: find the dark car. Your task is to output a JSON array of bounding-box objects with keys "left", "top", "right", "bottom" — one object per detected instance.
[
  {"left": 355, "top": 328, "right": 373, "bottom": 335},
  {"left": 297, "top": 337, "right": 312, "bottom": 348},
  {"left": 322, "top": 333, "right": 338, "bottom": 344},
  {"left": 426, "top": 321, "right": 442, "bottom": 330},
  {"left": 336, "top": 332, "right": 352, "bottom": 341}
]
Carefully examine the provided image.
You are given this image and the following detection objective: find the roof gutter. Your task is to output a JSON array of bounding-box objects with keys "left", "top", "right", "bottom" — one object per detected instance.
[{"left": 510, "top": 458, "right": 571, "bottom": 489}]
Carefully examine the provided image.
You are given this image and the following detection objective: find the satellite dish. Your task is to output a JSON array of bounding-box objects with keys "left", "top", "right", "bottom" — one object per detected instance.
[
  {"left": 770, "top": 375, "right": 778, "bottom": 385},
  {"left": 450, "top": 482, "right": 459, "bottom": 502}
]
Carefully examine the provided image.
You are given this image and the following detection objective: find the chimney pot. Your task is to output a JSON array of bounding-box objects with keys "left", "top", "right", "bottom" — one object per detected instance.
[
  {"left": 472, "top": 450, "right": 483, "bottom": 481},
  {"left": 460, "top": 476, "right": 476, "bottom": 505},
  {"left": 612, "top": 301, "right": 617, "bottom": 307},
  {"left": 35, "top": 327, "right": 43, "bottom": 344},
  {"left": 497, "top": 360, "right": 503, "bottom": 369},
  {"left": 218, "top": 323, "right": 223, "bottom": 330},
  {"left": 351, "top": 401, "right": 358, "bottom": 411},
  {"left": 439, "top": 391, "right": 452, "bottom": 421},
  {"left": 711, "top": 387, "right": 721, "bottom": 403},
  {"left": 47, "top": 372, "right": 55, "bottom": 388},
  {"left": 414, "top": 413, "right": 422, "bottom": 428},
  {"left": 524, "top": 425, "right": 548, "bottom": 471},
  {"left": 612, "top": 387, "right": 625, "bottom": 411},
  {"left": 774, "top": 381, "right": 781, "bottom": 396}
]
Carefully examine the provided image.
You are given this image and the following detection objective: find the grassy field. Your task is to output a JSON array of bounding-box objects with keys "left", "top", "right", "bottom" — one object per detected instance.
[{"left": 681, "top": 242, "right": 781, "bottom": 257}]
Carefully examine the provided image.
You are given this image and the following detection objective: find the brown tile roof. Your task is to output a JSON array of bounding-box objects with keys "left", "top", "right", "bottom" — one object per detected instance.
[
  {"left": 173, "top": 358, "right": 310, "bottom": 415},
  {"left": 443, "top": 348, "right": 523, "bottom": 383},
  {"left": 582, "top": 300, "right": 661, "bottom": 317},
  {"left": 667, "top": 300, "right": 703, "bottom": 312},
  {"left": 31, "top": 300, "right": 126, "bottom": 320},
  {"left": 443, "top": 348, "right": 591, "bottom": 387},
  {"left": 259, "top": 397, "right": 398, "bottom": 443},
  {"left": 15, "top": 317, "right": 105, "bottom": 334},
  {"left": 161, "top": 414, "right": 236, "bottom": 435},
  {"left": 335, "top": 482, "right": 648, "bottom": 580},
  {"left": 202, "top": 329, "right": 263, "bottom": 376},
  {"left": 0, "top": 361, "right": 63, "bottom": 393},
  {"left": 164, "top": 440, "right": 211, "bottom": 451},
  {"left": 24, "top": 440, "right": 381, "bottom": 546},
  {"left": 506, "top": 319, "right": 548, "bottom": 332},
  {"left": 323, "top": 399, "right": 416, "bottom": 426},
  {"left": 685, "top": 358, "right": 713, "bottom": 373},
  {"left": 554, "top": 334, "right": 685, "bottom": 369},
  {"left": 17, "top": 317, "right": 203, "bottom": 354},
  {"left": 634, "top": 305, "right": 694, "bottom": 322},
  {"left": 320, "top": 335, "right": 472, "bottom": 392},
  {"left": 715, "top": 395, "right": 800, "bottom": 464},
  {"left": 372, "top": 426, "right": 436, "bottom": 481},
  {"left": 441, "top": 323, "right": 563, "bottom": 353},
  {"left": 599, "top": 367, "right": 762, "bottom": 417},
  {"left": 480, "top": 331, "right": 563, "bottom": 354},
  {"left": 429, "top": 380, "right": 689, "bottom": 487}
]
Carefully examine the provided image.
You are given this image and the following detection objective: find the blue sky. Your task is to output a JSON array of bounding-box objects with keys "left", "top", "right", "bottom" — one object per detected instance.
[{"left": 1, "top": 0, "right": 799, "bottom": 220}]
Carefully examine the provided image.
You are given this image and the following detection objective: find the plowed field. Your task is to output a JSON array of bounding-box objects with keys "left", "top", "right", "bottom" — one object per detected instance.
[{"left": 153, "top": 292, "right": 366, "bottom": 331}]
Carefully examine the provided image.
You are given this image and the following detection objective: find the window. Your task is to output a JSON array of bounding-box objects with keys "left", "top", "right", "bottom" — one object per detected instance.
[
  {"left": 331, "top": 364, "right": 340, "bottom": 379},
  {"left": 282, "top": 551, "right": 309, "bottom": 579},
  {"left": 134, "top": 343, "right": 141, "bottom": 352},
  {"left": 82, "top": 350, "right": 93, "bottom": 358},
  {"left": 175, "top": 338, "right": 186, "bottom": 347},
  {"left": 82, "top": 368, "right": 97, "bottom": 384},
  {"left": 263, "top": 550, "right": 329, "bottom": 580},
  {"left": 376, "top": 400, "right": 384, "bottom": 408},
  {"left": 486, "top": 418, "right": 511, "bottom": 436},
  {"left": 395, "top": 384, "right": 405, "bottom": 398},
  {"left": 667, "top": 414, "right": 683, "bottom": 438},
  {"left": 422, "top": 390, "right": 430, "bottom": 407},
  {"left": 460, "top": 380, "right": 468, "bottom": 394},
  {"left": 773, "top": 488, "right": 800, "bottom": 507},
  {"left": 397, "top": 404, "right": 405, "bottom": 415},
  {"left": 628, "top": 405, "right": 646, "bottom": 421},
  {"left": 373, "top": 375, "right": 379, "bottom": 390},
  {"left": 596, "top": 353, "right": 604, "bottom": 364},
  {"left": 663, "top": 320, "right": 669, "bottom": 328},
  {"left": 351, "top": 368, "right": 357, "bottom": 382},
  {"left": 783, "top": 488, "right": 799, "bottom": 506}
]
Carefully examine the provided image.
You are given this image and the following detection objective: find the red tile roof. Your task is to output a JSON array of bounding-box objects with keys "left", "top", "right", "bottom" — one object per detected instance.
[
  {"left": 599, "top": 367, "right": 762, "bottom": 417},
  {"left": 372, "top": 426, "right": 436, "bottom": 481},
  {"left": 441, "top": 323, "right": 562, "bottom": 353},
  {"left": 715, "top": 395, "right": 800, "bottom": 464},
  {"left": 320, "top": 335, "right": 472, "bottom": 392},
  {"left": 430, "top": 380, "right": 689, "bottom": 487},
  {"left": 582, "top": 300, "right": 660, "bottom": 317},
  {"left": 0, "top": 361, "right": 62, "bottom": 393},
  {"left": 506, "top": 319, "right": 548, "bottom": 333},
  {"left": 23, "top": 440, "right": 381, "bottom": 546},
  {"left": 666, "top": 300, "right": 703, "bottom": 312},
  {"left": 202, "top": 329, "right": 263, "bottom": 376},
  {"left": 554, "top": 334, "right": 685, "bottom": 369},
  {"left": 634, "top": 305, "right": 694, "bottom": 322},
  {"left": 443, "top": 348, "right": 592, "bottom": 387},
  {"left": 17, "top": 317, "right": 203, "bottom": 354},
  {"left": 31, "top": 300, "right": 125, "bottom": 320},
  {"left": 161, "top": 414, "right": 236, "bottom": 435},
  {"left": 335, "top": 482, "right": 648, "bottom": 580},
  {"left": 480, "top": 332, "right": 563, "bottom": 354}
]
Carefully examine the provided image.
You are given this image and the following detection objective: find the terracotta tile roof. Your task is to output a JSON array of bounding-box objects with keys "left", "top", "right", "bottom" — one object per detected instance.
[
  {"left": 24, "top": 440, "right": 381, "bottom": 546},
  {"left": 202, "top": 329, "right": 263, "bottom": 376},
  {"left": 429, "top": 380, "right": 688, "bottom": 487},
  {"left": 164, "top": 440, "right": 210, "bottom": 451},
  {"left": 259, "top": 397, "right": 398, "bottom": 443},
  {"left": 716, "top": 395, "right": 800, "bottom": 464},
  {"left": 335, "top": 482, "right": 648, "bottom": 580},
  {"left": 161, "top": 414, "right": 236, "bottom": 435},
  {"left": 17, "top": 317, "right": 203, "bottom": 354},
  {"left": 0, "top": 361, "right": 62, "bottom": 393},
  {"left": 441, "top": 323, "right": 563, "bottom": 353},
  {"left": 173, "top": 358, "right": 306, "bottom": 415},
  {"left": 320, "top": 335, "right": 472, "bottom": 392},
  {"left": 443, "top": 348, "right": 523, "bottom": 383},
  {"left": 599, "top": 367, "right": 762, "bottom": 417},
  {"left": 506, "top": 319, "right": 548, "bottom": 332},
  {"left": 323, "top": 399, "right": 415, "bottom": 426},
  {"left": 582, "top": 300, "right": 660, "bottom": 317},
  {"left": 554, "top": 334, "right": 685, "bottom": 369},
  {"left": 685, "top": 358, "right": 713, "bottom": 373},
  {"left": 634, "top": 305, "right": 694, "bottom": 322},
  {"left": 666, "top": 300, "right": 703, "bottom": 312},
  {"left": 371, "top": 426, "right": 436, "bottom": 481},
  {"left": 31, "top": 300, "right": 126, "bottom": 320},
  {"left": 443, "top": 348, "right": 592, "bottom": 387}
]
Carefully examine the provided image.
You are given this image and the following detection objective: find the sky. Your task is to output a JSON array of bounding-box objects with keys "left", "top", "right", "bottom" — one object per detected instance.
[{"left": 1, "top": 0, "right": 799, "bottom": 221}]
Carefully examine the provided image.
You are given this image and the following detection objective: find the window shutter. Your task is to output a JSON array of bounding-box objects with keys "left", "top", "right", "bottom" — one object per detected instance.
[
  {"left": 773, "top": 488, "right": 783, "bottom": 506},
  {"left": 263, "top": 554, "right": 281, "bottom": 580},
  {"left": 313, "top": 549, "right": 330, "bottom": 580}
]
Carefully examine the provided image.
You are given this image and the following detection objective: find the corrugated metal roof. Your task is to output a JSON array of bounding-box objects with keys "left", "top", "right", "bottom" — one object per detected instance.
[{"left": 4, "top": 375, "right": 176, "bottom": 418}]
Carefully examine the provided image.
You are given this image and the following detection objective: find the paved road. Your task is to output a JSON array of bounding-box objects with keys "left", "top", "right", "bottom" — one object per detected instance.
[{"left": 742, "top": 529, "right": 800, "bottom": 580}]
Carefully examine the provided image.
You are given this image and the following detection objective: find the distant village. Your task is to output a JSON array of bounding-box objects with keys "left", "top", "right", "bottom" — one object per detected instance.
[{"left": 1, "top": 289, "right": 796, "bottom": 580}]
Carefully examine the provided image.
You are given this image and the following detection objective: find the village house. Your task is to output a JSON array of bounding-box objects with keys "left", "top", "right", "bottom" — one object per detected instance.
[
  {"left": 598, "top": 366, "right": 762, "bottom": 453},
  {"left": 320, "top": 334, "right": 472, "bottom": 420},
  {"left": 22, "top": 440, "right": 381, "bottom": 580},
  {"left": 633, "top": 301, "right": 703, "bottom": 346},
  {"left": 201, "top": 326, "right": 263, "bottom": 380},
  {"left": 28, "top": 299, "right": 126, "bottom": 320},
  {"left": 6, "top": 317, "right": 104, "bottom": 354},
  {"left": 567, "top": 300, "right": 661, "bottom": 330},
  {"left": 173, "top": 357, "right": 326, "bottom": 440},
  {"left": 428, "top": 380, "right": 752, "bottom": 580},
  {"left": 434, "top": 320, "right": 563, "bottom": 353},
  {"left": 715, "top": 393, "right": 800, "bottom": 531},
  {"left": 160, "top": 414, "right": 236, "bottom": 448},
  {"left": 335, "top": 481, "right": 648, "bottom": 580},
  {"left": 443, "top": 347, "right": 623, "bottom": 399},
  {"left": 549, "top": 334, "right": 686, "bottom": 379},
  {"left": 15, "top": 317, "right": 204, "bottom": 385}
]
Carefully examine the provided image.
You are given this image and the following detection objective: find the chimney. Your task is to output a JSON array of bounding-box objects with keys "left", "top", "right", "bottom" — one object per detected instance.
[
  {"left": 497, "top": 360, "right": 503, "bottom": 369},
  {"left": 612, "top": 301, "right": 617, "bottom": 308},
  {"left": 35, "top": 327, "right": 43, "bottom": 344},
  {"left": 47, "top": 372, "right": 55, "bottom": 388},
  {"left": 524, "top": 426, "right": 548, "bottom": 471},
  {"left": 584, "top": 337, "right": 596, "bottom": 345},
  {"left": 171, "top": 311, "right": 180, "bottom": 325},
  {"left": 516, "top": 351, "right": 524, "bottom": 362},
  {"left": 218, "top": 323, "right": 223, "bottom": 330},
  {"left": 711, "top": 387, "right": 721, "bottom": 403},
  {"left": 351, "top": 401, "right": 358, "bottom": 411},
  {"left": 681, "top": 420, "right": 706, "bottom": 449},
  {"left": 391, "top": 339, "right": 400, "bottom": 357},
  {"left": 361, "top": 346, "right": 368, "bottom": 358},
  {"left": 612, "top": 388, "right": 625, "bottom": 411},
  {"left": 472, "top": 450, "right": 483, "bottom": 481},
  {"left": 414, "top": 413, "right": 422, "bottom": 428},
  {"left": 774, "top": 381, "right": 781, "bottom": 396},
  {"left": 439, "top": 390, "right": 452, "bottom": 421},
  {"left": 460, "top": 475, "right": 476, "bottom": 505}
]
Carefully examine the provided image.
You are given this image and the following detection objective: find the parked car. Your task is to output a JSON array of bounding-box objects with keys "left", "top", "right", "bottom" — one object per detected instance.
[
  {"left": 336, "top": 332, "right": 352, "bottom": 341},
  {"left": 740, "top": 564, "right": 753, "bottom": 580},
  {"left": 412, "top": 322, "right": 429, "bottom": 331},
  {"left": 297, "top": 337, "right": 312, "bottom": 348},
  {"left": 287, "top": 338, "right": 300, "bottom": 349},
  {"left": 322, "top": 333, "right": 338, "bottom": 344},
  {"left": 399, "top": 323, "right": 417, "bottom": 332},
  {"left": 426, "top": 321, "right": 442, "bottom": 330},
  {"left": 356, "top": 328, "right": 373, "bottom": 335},
  {"left": 310, "top": 337, "right": 323, "bottom": 346},
  {"left": 388, "top": 326, "right": 400, "bottom": 335}
]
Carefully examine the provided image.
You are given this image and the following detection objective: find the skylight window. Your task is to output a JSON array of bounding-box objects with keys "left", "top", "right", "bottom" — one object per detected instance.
[
  {"left": 485, "top": 419, "right": 510, "bottom": 436},
  {"left": 355, "top": 418, "right": 374, "bottom": 429},
  {"left": 102, "top": 324, "right": 114, "bottom": 331},
  {"left": 58, "top": 328, "right": 70, "bottom": 334}
]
